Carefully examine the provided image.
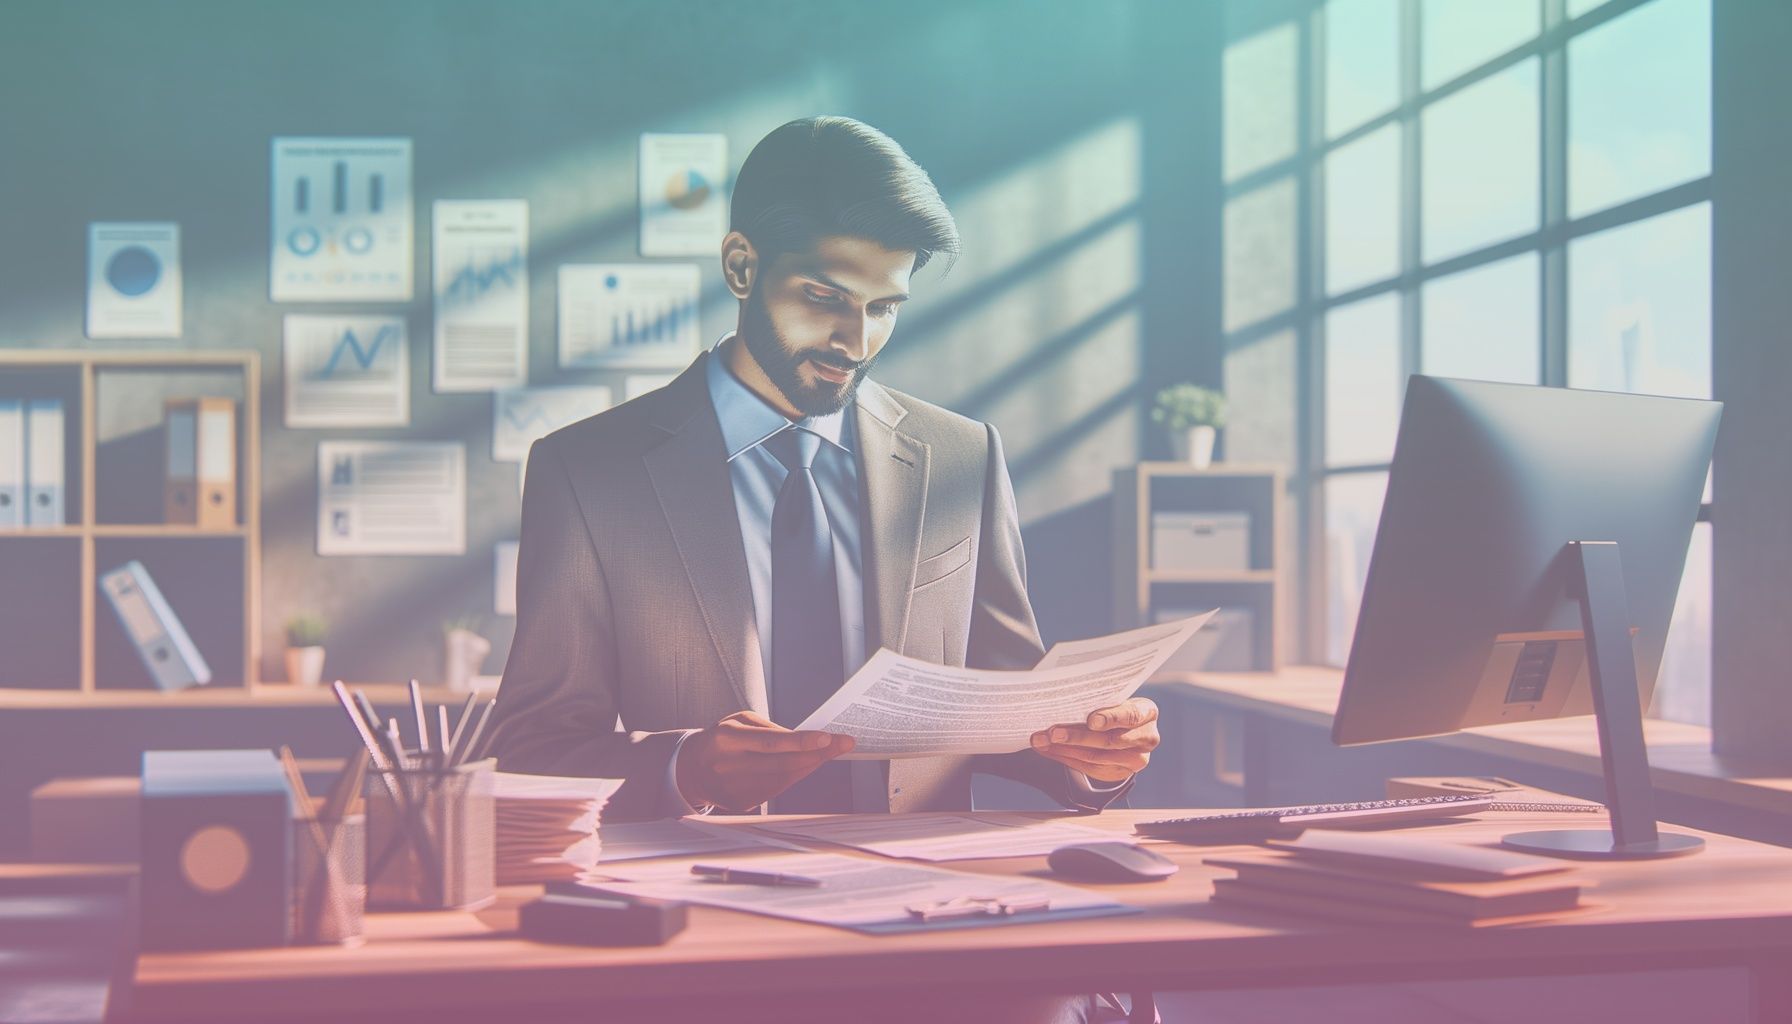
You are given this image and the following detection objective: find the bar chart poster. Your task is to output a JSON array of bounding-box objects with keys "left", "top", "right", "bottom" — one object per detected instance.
[
  {"left": 558, "top": 263, "right": 701, "bottom": 369},
  {"left": 432, "top": 199, "right": 528, "bottom": 393},
  {"left": 283, "top": 315, "right": 410, "bottom": 428},
  {"left": 87, "top": 222, "right": 181, "bottom": 338},
  {"left": 491, "top": 386, "right": 612, "bottom": 463},
  {"left": 639, "top": 133, "right": 727, "bottom": 257},
  {"left": 271, "top": 137, "right": 413, "bottom": 302}
]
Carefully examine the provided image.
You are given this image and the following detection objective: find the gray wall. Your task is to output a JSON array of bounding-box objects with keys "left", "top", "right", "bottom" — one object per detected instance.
[{"left": 0, "top": 0, "right": 1224, "bottom": 685}]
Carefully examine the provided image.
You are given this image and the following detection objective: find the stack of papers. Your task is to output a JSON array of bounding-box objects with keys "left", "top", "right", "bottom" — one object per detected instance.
[
  {"left": 492, "top": 772, "right": 624, "bottom": 884},
  {"left": 752, "top": 812, "right": 1128, "bottom": 862}
]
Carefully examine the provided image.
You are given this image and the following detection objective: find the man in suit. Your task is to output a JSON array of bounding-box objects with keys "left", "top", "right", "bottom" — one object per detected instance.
[{"left": 487, "top": 115, "right": 1162, "bottom": 824}]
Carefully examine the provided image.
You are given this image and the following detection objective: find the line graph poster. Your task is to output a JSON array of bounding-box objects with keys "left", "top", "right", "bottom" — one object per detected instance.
[
  {"left": 491, "top": 386, "right": 612, "bottom": 463},
  {"left": 433, "top": 199, "right": 528, "bottom": 392},
  {"left": 558, "top": 263, "right": 701, "bottom": 370},
  {"left": 271, "top": 137, "right": 413, "bottom": 302},
  {"left": 87, "top": 222, "right": 181, "bottom": 338},
  {"left": 283, "top": 315, "right": 410, "bottom": 427},
  {"left": 639, "top": 133, "right": 727, "bottom": 257}
]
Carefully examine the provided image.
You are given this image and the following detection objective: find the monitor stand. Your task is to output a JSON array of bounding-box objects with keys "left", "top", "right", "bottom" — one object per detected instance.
[{"left": 1502, "top": 541, "right": 1704, "bottom": 860}]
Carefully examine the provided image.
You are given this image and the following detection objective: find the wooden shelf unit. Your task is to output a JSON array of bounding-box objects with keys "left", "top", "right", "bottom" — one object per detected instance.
[
  {"left": 0, "top": 349, "right": 262, "bottom": 696},
  {"left": 1112, "top": 462, "right": 1285, "bottom": 670}
]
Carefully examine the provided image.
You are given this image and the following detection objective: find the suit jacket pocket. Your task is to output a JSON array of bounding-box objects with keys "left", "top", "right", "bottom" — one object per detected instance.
[{"left": 912, "top": 536, "right": 972, "bottom": 590}]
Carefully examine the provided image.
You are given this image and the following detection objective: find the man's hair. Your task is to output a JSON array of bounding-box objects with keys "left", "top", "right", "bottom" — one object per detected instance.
[{"left": 730, "top": 116, "right": 959, "bottom": 274}]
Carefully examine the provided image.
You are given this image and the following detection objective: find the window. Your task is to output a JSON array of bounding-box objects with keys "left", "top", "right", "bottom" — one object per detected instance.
[{"left": 1220, "top": 0, "right": 1714, "bottom": 723}]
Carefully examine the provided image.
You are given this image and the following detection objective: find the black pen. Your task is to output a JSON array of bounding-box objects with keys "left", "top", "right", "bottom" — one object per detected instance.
[{"left": 691, "top": 864, "right": 823, "bottom": 887}]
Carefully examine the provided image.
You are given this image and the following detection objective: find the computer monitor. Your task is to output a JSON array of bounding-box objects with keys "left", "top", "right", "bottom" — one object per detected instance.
[{"left": 1331, "top": 375, "right": 1721, "bottom": 860}]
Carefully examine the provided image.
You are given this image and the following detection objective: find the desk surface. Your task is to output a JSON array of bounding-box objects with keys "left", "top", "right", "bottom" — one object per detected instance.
[{"left": 127, "top": 808, "right": 1792, "bottom": 1023}]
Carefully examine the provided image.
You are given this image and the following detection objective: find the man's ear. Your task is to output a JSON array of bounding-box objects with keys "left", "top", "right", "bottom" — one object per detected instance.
[{"left": 721, "top": 231, "right": 757, "bottom": 300}]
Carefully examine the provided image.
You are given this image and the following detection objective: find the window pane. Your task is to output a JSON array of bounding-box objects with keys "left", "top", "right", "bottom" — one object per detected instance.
[
  {"left": 1567, "top": 203, "right": 1710, "bottom": 399},
  {"left": 1568, "top": 0, "right": 1711, "bottom": 218},
  {"left": 1325, "top": 293, "right": 1403, "bottom": 467},
  {"left": 1567, "top": 0, "right": 1609, "bottom": 18},
  {"left": 1420, "top": 252, "right": 1540, "bottom": 383},
  {"left": 1326, "top": 0, "right": 1400, "bottom": 139},
  {"left": 1326, "top": 124, "right": 1402, "bottom": 296},
  {"left": 1224, "top": 178, "right": 1298, "bottom": 332},
  {"left": 1225, "top": 23, "right": 1299, "bottom": 182},
  {"left": 1325, "top": 471, "right": 1388, "bottom": 666},
  {"left": 1651, "top": 521, "right": 1711, "bottom": 725},
  {"left": 1421, "top": 59, "right": 1540, "bottom": 264},
  {"left": 1421, "top": 0, "right": 1540, "bottom": 90}
]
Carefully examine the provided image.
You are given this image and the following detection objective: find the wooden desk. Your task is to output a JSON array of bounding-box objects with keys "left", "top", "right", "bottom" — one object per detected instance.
[{"left": 128, "top": 810, "right": 1792, "bottom": 1023}]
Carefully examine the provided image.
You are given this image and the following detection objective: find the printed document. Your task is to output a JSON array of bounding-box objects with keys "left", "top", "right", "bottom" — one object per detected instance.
[{"left": 751, "top": 812, "right": 1128, "bottom": 862}]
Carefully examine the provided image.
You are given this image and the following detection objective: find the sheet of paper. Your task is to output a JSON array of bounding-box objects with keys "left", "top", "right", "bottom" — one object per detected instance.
[
  {"left": 283, "top": 315, "right": 409, "bottom": 427},
  {"left": 271, "top": 137, "right": 412, "bottom": 302},
  {"left": 638, "top": 133, "right": 728, "bottom": 257},
  {"left": 316, "top": 441, "right": 465, "bottom": 555},
  {"left": 587, "top": 851, "right": 1133, "bottom": 934},
  {"left": 751, "top": 812, "right": 1128, "bottom": 862},
  {"left": 432, "top": 199, "right": 528, "bottom": 392},
  {"left": 595, "top": 818, "right": 797, "bottom": 863},
  {"left": 87, "top": 222, "right": 181, "bottom": 338},
  {"left": 491, "top": 386, "right": 612, "bottom": 462},
  {"left": 798, "top": 611, "right": 1217, "bottom": 758},
  {"left": 558, "top": 263, "right": 701, "bottom": 370}
]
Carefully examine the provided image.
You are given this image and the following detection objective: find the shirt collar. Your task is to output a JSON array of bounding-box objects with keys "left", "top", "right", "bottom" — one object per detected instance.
[{"left": 706, "top": 333, "right": 853, "bottom": 462}]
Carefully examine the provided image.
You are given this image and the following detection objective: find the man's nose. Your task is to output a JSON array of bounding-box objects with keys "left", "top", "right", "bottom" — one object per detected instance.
[{"left": 831, "top": 309, "right": 873, "bottom": 360}]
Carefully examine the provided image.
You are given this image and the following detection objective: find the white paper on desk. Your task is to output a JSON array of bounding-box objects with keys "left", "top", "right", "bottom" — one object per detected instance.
[
  {"left": 798, "top": 610, "right": 1217, "bottom": 758},
  {"left": 751, "top": 812, "right": 1130, "bottom": 862},
  {"left": 595, "top": 817, "right": 801, "bottom": 863},
  {"left": 586, "top": 851, "right": 1132, "bottom": 933}
]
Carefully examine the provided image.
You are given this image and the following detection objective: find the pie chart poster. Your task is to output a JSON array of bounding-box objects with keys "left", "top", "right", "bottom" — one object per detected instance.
[
  {"left": 638, "top": 133, "right": 727, "bottom": 258},
  {"left": 87, "top": 222, "right": 181, "bottom": 338}
]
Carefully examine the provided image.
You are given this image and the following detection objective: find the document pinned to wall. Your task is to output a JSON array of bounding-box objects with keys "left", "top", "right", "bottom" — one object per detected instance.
[
  {"left": 638, "top": 133, "right": 728, "bottom": 257},
  {"left": 87, "top": 222, "right": 181, "bottom": 338},
  {"left": 433, "top": 199, "right": 528, "bottom": 392},
  {"left": 491, "top": 386, "right": 612, "bottom": 463},
  {"left": 558, "top": 263, "right": 701, "bottom": 370},
  {"left": 494, "top": 541, "right": 518, "bottom": 616},
  {"left": 798, "top": 611, "right": 1218, "bottom": 759},
  {"left": 283, "top": 315, "right": 410, "bottom": 428},
  {"left": 271, "top": 137, "right": 413, "bottom": 302},
  {"left": 316, "top": 441, "right": 465, "bottom": 556}
]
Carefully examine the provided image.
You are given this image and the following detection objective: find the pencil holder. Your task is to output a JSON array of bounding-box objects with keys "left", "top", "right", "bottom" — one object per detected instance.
[
  {"left": 291, "top": 813, "right": 365, "bottom": 946},
  {"left": 365, "top": 757, "right": 495, "bottom": 911}
]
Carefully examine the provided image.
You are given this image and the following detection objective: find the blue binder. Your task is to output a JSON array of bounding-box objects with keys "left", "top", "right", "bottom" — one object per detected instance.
[{"left": 99, "top": 560, "right": 212, "bottom": 689}]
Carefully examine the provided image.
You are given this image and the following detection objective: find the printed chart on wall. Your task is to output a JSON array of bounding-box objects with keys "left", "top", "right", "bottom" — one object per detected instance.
[
  {"left": 558, "top": 263, "right": 701, "bottom": 370},
  {"left": 491, "top": 386, "right": 612, "bottom": 462},
  {"left": 283, "top": 315, "right": 409, "bottom": 428},
  {"left": 271, "top": 137, "right": 413, "bottom": 302},
  {"left": 87, "top": 222, "right": 181, "bottom": 338},
  {"left": 638, "top": 133, "right": 727, "bottom": 257},
  {"left": 316, "top": 441, "right": 465, "bottom": 556},
  {"left": 433, "top": 199, "right": 528, "bottom": 392}
]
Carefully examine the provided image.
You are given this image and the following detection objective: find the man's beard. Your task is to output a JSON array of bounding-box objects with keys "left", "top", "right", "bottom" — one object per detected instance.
[{"left": 740, "top": 288, "right": 879, "bottom": 417}]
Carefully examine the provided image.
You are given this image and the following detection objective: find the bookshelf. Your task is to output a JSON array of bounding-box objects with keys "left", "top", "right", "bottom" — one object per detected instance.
[
  {"left": 1112, "top": 462, "right": 1285, "bottom": 670},
  {"left": 0, "top": 349, "right": 261, "bottom": 697}
]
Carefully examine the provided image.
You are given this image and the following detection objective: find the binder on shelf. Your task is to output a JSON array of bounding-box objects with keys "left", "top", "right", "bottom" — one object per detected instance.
[
  {"left": 25, "top": 398, "right": 65, "bottom": 527},
  {"left": 99, "top": 559, "right": 212, "bottom": 689},
  {"left": 164, "top": 398, "right": 236, "bottom": 527},
  {"left": 0, "top": 399, "right": 21, "bottom": 528}
]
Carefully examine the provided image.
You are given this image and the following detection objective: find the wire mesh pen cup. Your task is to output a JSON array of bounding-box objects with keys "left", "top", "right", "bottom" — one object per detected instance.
[
  {"left": 365, "top": 757, "right": 495, "bottom": 911},
  {"left": 291, "top": 812, "right": 365, "bottom": 946}
]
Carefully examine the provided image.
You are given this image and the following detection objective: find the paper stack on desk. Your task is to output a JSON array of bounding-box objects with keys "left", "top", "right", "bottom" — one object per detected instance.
[{"left": 492, "top": 773, "right": 624, "bottom": 884}]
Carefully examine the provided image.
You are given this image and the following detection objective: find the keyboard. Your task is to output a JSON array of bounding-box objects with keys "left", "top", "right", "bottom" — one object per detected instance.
[{"left": 1135, "top": 794, "right": 1502, "bottom": 844}]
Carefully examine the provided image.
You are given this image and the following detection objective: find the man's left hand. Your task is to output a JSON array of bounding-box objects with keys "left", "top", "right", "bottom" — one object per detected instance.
[{"left": 1029, "top": 697, "right": 1159, "bottom": 783}]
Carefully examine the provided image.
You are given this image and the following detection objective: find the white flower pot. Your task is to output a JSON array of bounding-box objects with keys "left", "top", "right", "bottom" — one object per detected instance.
[
  {"left": 444, "top": 629, "right": 492, "bottom": 693},
  {"left": 285, "top": 646, "right": 326, "bottom": 687},
  {"left": 1171, "top": 425, "right": 1217, "bottom": 468}
]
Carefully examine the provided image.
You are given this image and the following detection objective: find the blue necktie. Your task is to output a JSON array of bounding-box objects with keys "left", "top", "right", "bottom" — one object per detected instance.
[{"left": 764, "top": 427, "right": 852, "bottom": 812}]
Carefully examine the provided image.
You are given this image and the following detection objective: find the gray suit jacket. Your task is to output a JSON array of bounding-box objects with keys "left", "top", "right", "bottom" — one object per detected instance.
[{"left": 485, "top": 351, "right": 1132, "bottom": 819}]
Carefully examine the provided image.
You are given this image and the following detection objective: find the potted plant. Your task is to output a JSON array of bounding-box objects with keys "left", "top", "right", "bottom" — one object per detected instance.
[
  {"left": 284, "top": 613, "right": 328, "bottom": 687},
  {"left": 442, "top": 614, "right": 492, "bottom": 693},
  {"left": 1151, "top": 383, "right": 1228, "bottom": 468}
]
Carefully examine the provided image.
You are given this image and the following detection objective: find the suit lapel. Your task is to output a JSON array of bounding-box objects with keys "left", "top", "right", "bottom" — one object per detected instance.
[
  {"left": 855, "top": 380, "right": 930, "bottom": 656},
  {"left": 641, "top": 353, "right": 766, "bottom": 714}
]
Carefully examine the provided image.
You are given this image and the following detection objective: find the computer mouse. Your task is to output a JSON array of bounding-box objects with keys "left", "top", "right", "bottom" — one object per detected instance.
[{"left": 1047, "top": 841, "right": 1179, "bottom": 882}]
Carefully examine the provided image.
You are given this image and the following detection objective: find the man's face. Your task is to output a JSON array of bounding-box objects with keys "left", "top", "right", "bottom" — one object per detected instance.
[{"left": 740, "top": 235, "right": 913, "bottom": 417}]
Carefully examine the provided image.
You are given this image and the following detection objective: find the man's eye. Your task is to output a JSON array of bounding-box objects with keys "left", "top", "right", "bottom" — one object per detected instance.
[
  {"left": 871, "top": 303, "right": 899, "bottom": 318},
  {"left": 804, "top": 287, "right": 841, "bottom": 305}
]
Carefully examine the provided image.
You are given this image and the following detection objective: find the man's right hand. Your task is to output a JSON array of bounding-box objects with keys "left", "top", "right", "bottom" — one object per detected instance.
[{"left": 674, "top": 711, "right": 856, "bottom": 812}]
